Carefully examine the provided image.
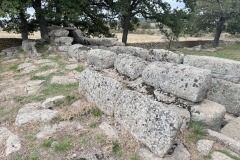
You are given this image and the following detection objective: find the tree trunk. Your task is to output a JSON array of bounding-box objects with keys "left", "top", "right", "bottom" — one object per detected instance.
[
  {"left": 213, "top": 16, "right": 225, "bottom": 47},
  {"left": 19, "top": 10, "right": 28, "bottom": 40},
  {"left": 32, "top": 0, "right": 49, "bottom": 40},
  {"left": 122, "top": 15, "right": 131, "bottom": 44}
]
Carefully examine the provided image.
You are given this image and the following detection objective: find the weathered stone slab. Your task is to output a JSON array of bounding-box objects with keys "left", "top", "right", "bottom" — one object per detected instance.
[
  {"left": 221, "top": 117, "right": 240, "bottom": 141},
  {"left": 49, "top": 29, "right": 69, "bottom": 37},
  {"left": 207, "top": 78, "right": 240, "bottom": 115},
  {"left": 184, "top": 55, "right": 240, "bottom": 83},
  {"left": 99, "top": 122, "right": 119, "bottom": 140},
  {"left": 79, "top": 69, "right": 122, "bottom": 115},
  {"left": 0, "top": 47, "right": 20, "bottom": 57},
  {"left": 87, "top": 49, "right": 117, "bottom": 69},
  {"left": 211, "top": 151, "right": 233, "bottom": 160},
  {"left": 147, "top": 49, "right": 184, "bottom": 64},
  {"left": 142, "top": 62, "right": 212, "bottom": 102},
  {"left": 115, "top": 90, "right": 182, "bottom": 157},
  {"left": 208, "top": 129, "right": 240, "bottom": 155},
  {"left": 42, "top": 95, "right": 65, "bottom": 109},
  {"left": 191, "top": 100, "right": 226, "bottom": 131},
  {"left": 114, "top": 54, "right": 148, "bottom": 80},
  {"left": 85, "top": 38, "right": 118, "bottom": 47},
  {"left": 54, "top": 37, "right": 73, "bottom": 46},
  {"left": 67, "top": 44, "right": 90, "bottom": 61},
  {"left": 58, "top": 45, "right": 69, "bottom": 52},
  {"left": 196, "top": 139, "right": 214, "bottom": 156},
  {"left": 109, "top": 46, "right": 149, "bottom": 60}
]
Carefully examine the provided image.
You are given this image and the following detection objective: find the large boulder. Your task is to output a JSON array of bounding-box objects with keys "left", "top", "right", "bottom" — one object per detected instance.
[
  {"left": 49, "top": 29, "right": 69, "bottom": 37},
  {"left": 142, "top": 62, "right": 212, "bottom": 102},
  {"left": 221, "top": 117, "right": 240, "bottom": 141},
  {"left": 207, "top": 78, "right": 240, "bottom": 115},
  {"left": 67, "top": 44, "right": 90, "bottom": 61},
  {"left": 147, "top": 49, "right": 184, "bottom": 64},
  {"left": 115, "top": 90, "right": 182, "bottom": 157},
  {"left": 0, "top": 47, "right": 20, "bottom": 57},
  {"left": 87, "top": 49, "right": 117, "bottom": 69},
  {"left": 85, "top": 38, "right": 119, "bottom": 47},
  {"left": 54, "top": 37, "right": 73, "bottom": 46},
  {"left": 191, "top": 100, "right": 226, "bottom": 131},
  {"left": 109, "top": 46, "right": 149, "bottom": 60},
  {"left": 79, "top": 69, "right": 123, "bottom": 115},
  {"left": 114, "top": 54, "right": 148, "bottom": 80},
  {"left": 184, "top": 55, "right": 240, "bottom": 83},
  {"left": 22, "top": 40, "right": 39, "bottom": 57}
]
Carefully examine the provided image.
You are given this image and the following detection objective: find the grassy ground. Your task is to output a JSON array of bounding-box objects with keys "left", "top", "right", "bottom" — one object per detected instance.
[{"left": 179, "top": 43, "right": 240, "bottom": 61}]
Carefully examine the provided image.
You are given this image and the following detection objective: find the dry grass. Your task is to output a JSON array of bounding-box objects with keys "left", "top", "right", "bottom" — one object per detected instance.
[{"left": 0, "top": 30, "right": 238, "bottom": 43}]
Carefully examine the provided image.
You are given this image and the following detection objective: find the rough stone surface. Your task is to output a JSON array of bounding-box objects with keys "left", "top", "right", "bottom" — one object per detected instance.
[
  {"left": 109, "top": 46, "right": 149, "bottom": 60},
  {"left": 184, "top": 55, "right": 240, "bottom": 83},
  {"left": 36, "top": 121, "right": 82, "bottom": 139},
  {"left": 87, "top": 49, "right": 117, "bottom": 69},
  {"left": 67, "top": 44, "right": 90, "bottom": 61},
  {"left": 114, "top": 54, "right": 148, "bottom": 80},
  {"left": 147, "top": 49, "right": 184, "bottom": 63},
  {"left": 54, "top": 37, "right": 73, "bottom": 46},
  {"left": 138, "top": 143, "right": 190, "bottom": 160},
  {"left": 50, "top": 29, "right": 69, "bottom": 37},
  {"left": 79, "top": 69, "right": 122, "bottom": 115},
  {"left": 35, "top": 69, "right": 58, "bottom": 77},
  {"left": 17, "top": 63, "right": 38, "bottom": 74},
  {"left": 22, "top": 40, "right": 39, "bottom": 57},
  {"left": 0, "top": 47, "right": 20, "bottom": 57},
  {"left": 58, "top": 45, "right": 69, "bottom": 52},
  {"left": 191, "top": 100, "right": 226, "bottom": 131},
  {"left": 207, "top": 78, "right": 240, "bottom": 115},
  {"left": 221, "top": 117, "right": 240, "bottom": 141},
  {"left": 154, "top": 90, "right": 177, "bottom": 104},
  {"left": 85, "top": 38, "right": 118, "bottom": 47},
  {"left": 65, "top": 64, "right": 78, "bottom": 70},
  {"left": 196, "top": 139, "right": 214, "bottom": 156},
  {"left": 115, "top": 90, "right": 182, "bottom": 157},
  {"left": 142, "top": 62, "right": 212, "bottom": 102},
  {"left": 0, "top": 127, "right": 21, "bottom": 157},
  {"left": 211, "top": 152, "right": 233, "bottom": 160},
  {"left": 208, "top": 129, "right": 240, "bottom": 155},
  {"left": 24, "top": 80, "right": 44, "bottom": 95},
  {"left": 42, "top": 95, "right": 65, "bottom": 109},
  {"left": 15, "top": 102, "right": 58, "bottom": 126},
  {"left": 99, "top": 122, "right": 119, "bottom": 140}
]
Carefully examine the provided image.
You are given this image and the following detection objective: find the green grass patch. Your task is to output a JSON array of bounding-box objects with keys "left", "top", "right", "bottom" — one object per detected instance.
[
  {"left": 112, "top": 141, "right": 124, "bottom": 158},
  {"left": 9, "top": 63, "right": 19, "bottom": 71},
  {"left": 179, "top": 43, "right": 240, "bottom": 61},
  {"left": 15, "top": 95, "right": 45, "bottom": 104},
  {"left": 74, "top": 66, "right": 85, "bottom": 72},
  {"left": 13, "top": 155, "right": 24, "bottom": 160},
  {"left": 42, "top": 138, "right": 55, "bottom": 148},
  {"left": 91, "top": 108, "right": 103, "bottom": 117},
  {"left": 31, "top": 150, "right": 41, "bottom": 160},
  {"left": 130, "top": 155, "right": 141, "bottom": 160},
  {"left": 187, "top": 122, "right": 207, "bottom": 142},
  {"left": 90, "top": 121, "right": 99, "bottom": 128},
  {"left": 54, "top": 137, "right": 73, "bottom": 152},
  {"left": 216, "top": 150, "right": 240, "bottom": 160},
  {"left": 30, "top": 75, "right": 52, "bottom": 81},
  {"left": 96, "top": 134, "right": 105, "bottom": 143},
  {"left": 41, "top": 83, "right": 78, "bottom": 97},
  {"left": 38, "top": 65, "right": 52, "bottom": 72}
]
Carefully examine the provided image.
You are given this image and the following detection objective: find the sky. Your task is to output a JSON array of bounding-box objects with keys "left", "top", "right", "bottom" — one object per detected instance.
[{"left": 26, "top": 0, "right": 185, "bottom": 15}]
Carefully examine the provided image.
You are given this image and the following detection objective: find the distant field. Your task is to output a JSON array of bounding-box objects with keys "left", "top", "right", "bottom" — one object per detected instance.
[{"left": 0, "top": 30, "right": 238, "bottom": 43}]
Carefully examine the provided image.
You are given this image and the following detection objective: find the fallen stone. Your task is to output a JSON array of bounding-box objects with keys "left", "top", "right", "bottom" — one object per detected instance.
[
  {"left": 221, "top": 117, "right": 240, "bottom": 141},
  {"left": 115, "top": 90, "right": 182, "bottom": 157},
  {"left": 34, "top": 59, "right": 53, "bottom": 64},
  {"left": 191, "top": 100, "right": 226, "bottom": 131},
  {"left": 24, "top": 80, "right": 44, "bottom": 95},
  {"left": 36, "top": 121, "right": 82, "bottom": 139},
  {"left": 99, "top": 122, "right": 119, "bottom": 140},
  {"left": 207, "top": 78, "right": 240, "bottom": 115},
  {"left": 109, "top": 46, "right": 149, "bottom": 60},
  {"left": 67, "top": 44, "right": 90, "bottom": 61},
  {"left": 87, "top": 49, "right": 117, "bottom": 69},
  {"left": 17, "top": 63, "right": 38, "bottom": 74},
  {"left": 138, "top": 143, "right": 190, "bottom": 160},
  {"left": 79, "top": 69, "right": 122, "bottom": 115},
  {"left": 0, "top": 47, "right": 20, "bottom": 57},
  {"left": 51, "top": 75, "right": 77, "bottom": 84},
  {"left": 114, "top": 54, "right": 148, "bottom": 80},
  {"left": 85, "top": 38, "right": 118, "bottom": 47},
  {"left": 40, "top": 61, "right": 59, "bottom": 68},
  {"left": 196, "top": 139, "right": 214, "bottom": 156},
  {"left": 154, "top": 90, "right": 177, "bottom": 104},
  {"left": 15, "top": 102, "right": 58, "bottom": 126},
  {"left": 42, "top": 95, "right": 65, "bottom": 109},
  {"left": 0, "top": 127, "right": 21, "bottom": 157},
  {"left": 58, "top": 45, "right": 69, "bottom": 52},
  {"left": 22, "top": 40, "right": 39, "bottom": 57},
  {"left": 208, "top": 129, "right": 240, "bottom": 155},
  {"left": 49, "top": 29, "right": 69, "bottom": 37},
  {"left": 211, "top": 151, "right": 233, "bottom": 160},
  {"left": 142, "top": 62, "right": 212, "bottom": 102},
  {"left": 54, "top": 37, "right": 73, "bottom": 46},
  {"left": 222, "top": 113, "right": 237, "bottom": 126},
  {"left": 147, "top": 49, "right": 184, "bottom": 64},
  {"left": 184, "top": 55, "right": 240, "bottom": 83}
]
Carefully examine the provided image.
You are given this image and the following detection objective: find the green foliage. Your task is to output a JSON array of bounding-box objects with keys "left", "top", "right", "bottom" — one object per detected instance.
[
  {"left": 130, "top": 155, "right": 140, "bottom": 160},
  {"left": 112, "top": 141, "right": 123, "bottom": 158},
  {"left": 9, "top": 64, "right": 19, "bottom": 71},
  {"left": 41, "top": 83, "right": 78, "bottom": 97},
  {"left": 90, "top": 121, "right": 99, "bottom": 128},
  {"left": 73, "top": 66, "right": 85, "bottom": 72},
  {"left": 91, "top": 108, "right": 102, "bottom": 117},
  {"left": 31, "top": 150, "right": 41, "bottom": 160},
  {"left": 15, "top": 95, "right": 45, "bottom": 104},
  {"left": 42, "top": 138, "right": 54, "bottom": 148},
  {"left": 187, "top": 122, "right": 207, "bottom": 142},
  {"left": 54, "top": 137, "right": 73, "bottom": 152}
]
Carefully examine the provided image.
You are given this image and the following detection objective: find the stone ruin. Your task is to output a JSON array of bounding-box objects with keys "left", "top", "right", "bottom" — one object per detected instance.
[{"left": 45, "top": 28, "right": 240, "bottom": 158}]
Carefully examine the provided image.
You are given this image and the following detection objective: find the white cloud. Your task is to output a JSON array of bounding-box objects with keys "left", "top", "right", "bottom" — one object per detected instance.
[{"left": 163, "top": 0, "right": 185, "bottom": 9}]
